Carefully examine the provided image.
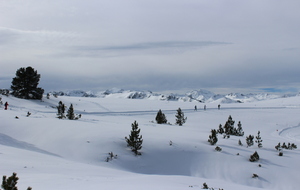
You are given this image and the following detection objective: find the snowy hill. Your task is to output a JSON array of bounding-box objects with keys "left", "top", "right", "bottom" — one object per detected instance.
[{"left": 0, "top": 93, "right": 300, "bottom": 190}]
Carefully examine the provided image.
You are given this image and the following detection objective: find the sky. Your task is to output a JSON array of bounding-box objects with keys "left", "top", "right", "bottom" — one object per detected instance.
[{"left": 1, "top": 0, "right": 300, "bottom": 94}]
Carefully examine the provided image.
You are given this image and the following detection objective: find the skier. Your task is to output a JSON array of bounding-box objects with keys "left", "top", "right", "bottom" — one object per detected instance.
[
  {"left": 204, "top": 105, "right": 206, "bottom": 110},
  {"left": 218, "top": 104, "right": 220, "bottom": 110},
  {"left": 194, "top": 105, "right": 197, "bottom": 111},
  {"left": 4, "top": 102, "right": 8, "bottom": 110}
]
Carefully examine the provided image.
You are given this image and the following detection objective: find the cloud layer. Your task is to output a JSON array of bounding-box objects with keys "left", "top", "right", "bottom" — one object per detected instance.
[{"left": 1, "top": 0, "right": 300, "bottom": 94}]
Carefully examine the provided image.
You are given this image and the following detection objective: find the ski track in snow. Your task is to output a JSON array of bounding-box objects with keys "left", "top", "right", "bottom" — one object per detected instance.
[{"left": 278, "top": 124, "right": 300, "bottom": 141}]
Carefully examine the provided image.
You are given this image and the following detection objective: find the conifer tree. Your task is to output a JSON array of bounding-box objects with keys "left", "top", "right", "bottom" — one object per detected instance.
[
  {"left": 217, "top": 124, "right": 224, "bottom": 134},
  {"left": 246, "top": 134, "right": 254, "bottom": 147},
  {"left": 255, "top": 131, "right": 263, "bottom": 148},
  {"left": 57, "top": 101, "right": 65, "bottom": 119},
  {"left": 2, "top": 172, "right": 32, "bottom": 190},
  {"left": 66, "top": 104, "right": 75, "bottom": 120},
  {"left": 125, "top": 121, "right": 143, "bottom": 155},
  {"left": 11, "top": 66, "right": 44, "bottom": 100},
  {"left": 249, "top": 151, "right": 260, "bottom": 162},
  {"left": 175, "top": 108, "right": 187, "bottom": 126},
  {"left": 208, "top": 129, "right": 218, "bottom": 145},
  {"left": 155, "top": 109, "right": 167, "bottom": 124},
  {"left": 224, "top": 115, "right": 235, "bottom": 135},
  {"left": 236, "top": 121, "right": 244, "bottom": 136}
]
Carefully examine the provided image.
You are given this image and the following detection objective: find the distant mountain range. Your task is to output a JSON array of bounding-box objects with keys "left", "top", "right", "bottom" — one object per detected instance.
[{"left": 49, "top": 88, "right": 299, "bottom": 103}]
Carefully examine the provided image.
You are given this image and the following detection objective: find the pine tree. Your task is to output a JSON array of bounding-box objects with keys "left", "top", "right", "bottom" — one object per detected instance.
[
  {"left": 11, "top": 66, "right": 44, "bottom": 100},
  {"left": 57, "top": 101, "right": 65, "bottom": 119},
  {"left": 246, "top": 135, "right": 254, "bottom": 147},
  {"left": 155, "top": 109, "right": 167, "bottom": 124},
  {"left": 217, "top": 124, "right": 224, "bottom": 134},
  {"left": 66, "top": 104, "right": 75, "bottom": 120},
  {"left": 236, "top": 121, "right": 244, "bottom": 136},
  {"left": 125, "top": 121, "right": 143, "bottom": 155},
  {"left": 255, "top": 131, "right": 263, "bottom": 148},
  {"left": 2, "top": 172, "right": 32, "bottom": 190},
  {"left": 175, "top": 108, "right": 187, "bottom": 126},
  {"left": 208, "top": 129, "right": 218, "bottom": 145},
  {"left": 224, "top": 115, "right": 235, "bottom": 135}
]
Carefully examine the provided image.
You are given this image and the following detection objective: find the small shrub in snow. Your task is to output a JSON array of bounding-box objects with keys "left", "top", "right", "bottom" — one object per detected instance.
[
  {"left": 238, "top": 139, "right": 243, "bottom": 146},
  {"left": 26, "top": 111, "right": 31, "bottom": 117},
  {"left": 249, "top": 151, "right": 260, "bottom": 162},
  {"left": 202, "top": 182, "right": 209, "bottom": 189},
  {"left": 279, "top": 152, "right": 283, "bottom": 156},
  {"left": 106, "top": 152, "right": 118, "bottom": 162},
  {"left": 2, "top": 172, "right": 32, "bottom": 190},
  {"left": 252, "top": 173, "right": 259, "bottom": 178},
  {"left": 215, "top": 146, "right": 222, "bottom": 152},
  {"left": 275, "top": 143, "right": 282, "bottom": 151}
]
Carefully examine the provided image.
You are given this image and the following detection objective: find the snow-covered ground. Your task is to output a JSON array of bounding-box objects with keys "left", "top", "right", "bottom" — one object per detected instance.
[{"left": 0, "top": 94, "right": 300, "bottom": 190}]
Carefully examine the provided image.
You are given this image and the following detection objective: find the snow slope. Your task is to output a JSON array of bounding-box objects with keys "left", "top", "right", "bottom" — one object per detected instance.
[{"left": 0, "top": 94, "right": 300, "bottom": 190}]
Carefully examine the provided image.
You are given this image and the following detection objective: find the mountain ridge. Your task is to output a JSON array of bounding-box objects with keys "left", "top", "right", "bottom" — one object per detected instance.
[{"left": 48, "top": 88, "right": 300, "bottom": 103}]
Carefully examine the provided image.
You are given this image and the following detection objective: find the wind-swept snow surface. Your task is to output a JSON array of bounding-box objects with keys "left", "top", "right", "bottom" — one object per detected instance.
[{"left": 0, "top": 94, "right": 299, "bottom": 190}]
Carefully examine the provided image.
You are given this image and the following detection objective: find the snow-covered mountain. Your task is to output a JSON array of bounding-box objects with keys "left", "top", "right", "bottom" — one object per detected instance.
[{"left": 49, "top": 88, "right": 295, "bottom": 103}]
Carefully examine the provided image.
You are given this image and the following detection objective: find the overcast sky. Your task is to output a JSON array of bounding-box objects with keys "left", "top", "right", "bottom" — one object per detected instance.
[{"left": 1, "top": 0, "right": 300, "bottom": 94}]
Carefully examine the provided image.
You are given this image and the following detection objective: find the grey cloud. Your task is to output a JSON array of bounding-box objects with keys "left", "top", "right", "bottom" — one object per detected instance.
[{"left": 71, "top": 41, "right": 231, "bottom": 57}]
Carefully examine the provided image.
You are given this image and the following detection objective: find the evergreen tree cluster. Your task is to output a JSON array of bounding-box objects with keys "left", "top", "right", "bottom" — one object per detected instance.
[
  {"left": 2, "top": 172, "right": 32, "bottom": 190},
  {"left": 275, "top": 142, "right": 297, "bottom": 151},
  {"left": 155, "top": 108, "right": 187, "bottom": 126},
  {"left": 11, "top": 66, "right": 44, "bottom": 100},
  {"left": 57, "top": 101, "right": 80, "bottom": 120},
  {"left": 217, "top": 115, "right": 244, "bottom": 138}
]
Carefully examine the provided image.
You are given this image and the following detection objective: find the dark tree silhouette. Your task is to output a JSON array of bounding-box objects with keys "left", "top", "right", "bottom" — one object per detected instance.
[
  {"left": 125, "top": 121, "right": 143, "bottom": 155},
  {"left": 155, "top": 109, "right": 167, "bottom": 124},
  {"left": 11, "top": 66, "right": 44, "bottom": 99},
  {"left": 175, "top": 108, "right": 187, "bottom": 126}
]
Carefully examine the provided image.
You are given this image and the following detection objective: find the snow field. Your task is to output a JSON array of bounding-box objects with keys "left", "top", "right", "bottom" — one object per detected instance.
[{"left": 0, "top": 94, "right": 300, "bottom": 190}]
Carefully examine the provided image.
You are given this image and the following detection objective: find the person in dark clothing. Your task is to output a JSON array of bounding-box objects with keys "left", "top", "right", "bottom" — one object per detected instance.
[{"left": 4, "top": 102, "right": 8, "bottom": 110}]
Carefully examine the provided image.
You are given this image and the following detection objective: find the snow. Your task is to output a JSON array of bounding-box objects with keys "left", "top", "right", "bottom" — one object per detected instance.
[{"left": 0, "top": 92, "right": 300, "bottom": 190}]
